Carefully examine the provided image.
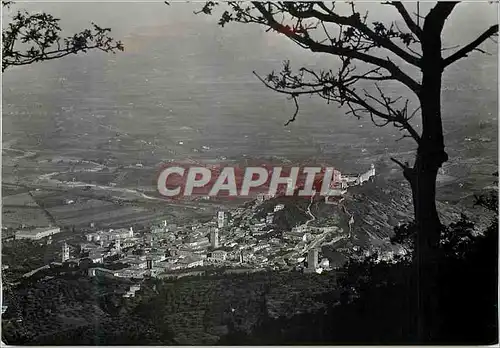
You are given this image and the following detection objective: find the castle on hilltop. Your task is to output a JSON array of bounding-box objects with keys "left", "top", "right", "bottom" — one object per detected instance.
[{"left": 325, "top": 164, "right": 375, "bottom": 204}]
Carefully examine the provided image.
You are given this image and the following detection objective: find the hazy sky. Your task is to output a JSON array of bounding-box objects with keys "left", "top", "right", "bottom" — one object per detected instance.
[
  {"left": 4, "top": 2, "right": 498, "bottom": 51},
  {"left": 2, "top": 2, "right": 498, "bottom": 170},
  {"left": 4, "top": 2, "right": 497, "bottom": 83}
]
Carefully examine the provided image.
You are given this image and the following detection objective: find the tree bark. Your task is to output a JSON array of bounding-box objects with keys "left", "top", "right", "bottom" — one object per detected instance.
[
  {"left": 412, "top": 155, "right": 443, "bottom": 341},
  {"left": 410, "top": 11, "right": 450, "bottom": 341},
  {"left": 416, "top": 49, "right": 447, "bottom": 266}
]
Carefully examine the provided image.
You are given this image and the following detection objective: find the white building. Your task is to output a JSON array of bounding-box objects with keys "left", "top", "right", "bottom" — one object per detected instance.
[
  {"left": 88, "top": 267, "right": 119, "bottom": 278},
  {"left": 85, "top": 227, "right": 134, "bottom": 243},
  {"left": 274, "top": 204, "right": 285, "bottom": 213},
  {"left": 320, "top": 258, "right": 330, "bottom": 269},
  {"left": 149, "top": 252, "right": 167, "bottom": 263},
  {"left": 210, "top": 227, "right": 219, "bottom": 248},
  {"left": 339, "top": 164, "right": 375, "bottom": 188},
  {"left": 253, "top": 244, "right": 271, "bottom": 252},
  {"left": 125, "top": 259, "right": 148, "bottom": 269},
  {"left": 88, "top": 252, "right": 104, "bottom": 264},
  {"left": 209, "top": 250, "right": 228, "bottom": 261},
  {"left": 188, "top": 237, "right": 210, "bottom": 249},
  {"left": 307, "top": 249, "right": 319, "bottom": 270},
  {"left": 62, "top": 243, "right": 70, "bottom": 263},
  {"left": 266, "top": 213, "right": 274, "bottom": 225},
  {"left": 358, "top": 164, "right": 376, "bottom": 184},
  {"left": 123, "top": 284, "right": 141, "bottom": 298},
  {"left": 115, "top": 268, "right": 146, "bottom": 279},
  {"left": 217, "top": 211, "right": 225, "bottom": 228},
  {"left": 264, "top": 193, "right": 275, "bottom": 200},
  {"left": 15, "top": 226, "right": 61, "bottom": 240},
  {"left": 302, "top": 233, "right": 313, "bottom": 242},
  {"left": 176, "top": 257, "right": 204, "bottom": 269},
  {"left": 292, "top": 225, "right": 308, "bottom": 234}
]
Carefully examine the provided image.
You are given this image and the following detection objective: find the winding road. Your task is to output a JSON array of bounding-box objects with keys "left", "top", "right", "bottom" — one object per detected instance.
[{"left": 304, "top": 194, "right": 316, "bottom": 227}]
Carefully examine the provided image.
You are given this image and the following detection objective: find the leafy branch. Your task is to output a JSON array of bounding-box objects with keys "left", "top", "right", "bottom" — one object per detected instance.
[{"left": 2, "top": 2, "right": 124, "bottom": 71}]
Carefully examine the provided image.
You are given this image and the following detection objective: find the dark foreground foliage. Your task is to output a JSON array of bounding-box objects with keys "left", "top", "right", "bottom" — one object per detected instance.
[
  {"left": 220, "top": 216, "right": 497, "bottom": 345},
  {"left": 2, "top": 192, "right": 497, "bottom": 345},
  {"left": 221, "top": 192, "right": 498, "bottom": 345}
]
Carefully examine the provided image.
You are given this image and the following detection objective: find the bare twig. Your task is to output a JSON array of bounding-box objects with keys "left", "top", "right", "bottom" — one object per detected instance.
[
  {"left": 386, "top": 2, "right": 423, "bottom": 40},
  {"left": 285, "top": 95, "right": 300, "bottom": 126}
]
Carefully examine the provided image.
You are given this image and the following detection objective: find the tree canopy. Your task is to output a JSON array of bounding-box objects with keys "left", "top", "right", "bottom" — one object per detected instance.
[{"left": 2, "top": 0, "right": 123, "bottom": 71}]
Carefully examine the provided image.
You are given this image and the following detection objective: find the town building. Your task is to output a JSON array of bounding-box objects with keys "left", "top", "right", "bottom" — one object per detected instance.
[
  {"left": 320, "top": 258, "right": 330, "bottom": 269},
  {"left": 266, "top": 213, "right": 274, "bottom": 225},
  {"left": 307, "top": 249, "right": 319, "bottom": 271},
  {"left": 62, "top": 243, "right": 70, "bottom": 263},
  {"left": 292, "top": 225, "right": 308, "bottom": 234},
  {"left": 264, "top": 193, "right": 275, "bottom": 200},
  {"left": 176, "top": 256, "right": 204, "bottom": 269},
  {"left": 88, "top": 252, "right": 104, "bottom": 264},
  {"left": 217, "top": 211, "right": 225, "bottom": 228},
  {"left": 210, "top": 227, "right": 219, "bottom": 248},
  {"left": 274, "top": 204, "right": 285, "bottom": 212},
  {"left": 15, "top": 226, "right": 61, "bottom": 240},
  {"left": 188, "top": 237, "right": 210, "bottom": 249},
  {"left": 338, "top": 164, "right": 376, "bottom": 188},
  {"left": 115, "top": 268, "right": 147, "bottom": 279},
  {"left": 123, "top": 284, "right": 141, "bottom": 298},
  {"left": 88, "top": 267, "right": 120, "bottom": 278},
  {"left": 125, "top": 259, "right": 148, "bottom": 269},
  {"left": 146, "top": 267, "right": 165, "bottom": 278},
  {"left": 253, "top": 243, "right": 270, "bottom": 252},
  {"left": 209, "top": 250, "right": 228, "bottom": 262},
  {"left": 85, "top": 227, "right": 134, "bottom": 243}
]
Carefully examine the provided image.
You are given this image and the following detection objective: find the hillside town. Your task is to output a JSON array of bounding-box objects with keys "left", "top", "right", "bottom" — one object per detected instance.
[{"left": 2, "top": 164, "right": 408, "bottom": 294}]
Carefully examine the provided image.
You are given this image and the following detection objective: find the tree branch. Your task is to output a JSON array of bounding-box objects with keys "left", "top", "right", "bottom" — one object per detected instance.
[
  {"left": 280, "top": 2, "right": 422, "bottom": 67},
  {"left": 251, "top": 2, "right": 421, "bottom": 94},
  {"left": 284, "top": 95, "right": 299, "bottom": 126},
  {"left": 390, "top": 157, "right": 409, "bottom": 170},
  {"left": 253, "top": 61, "right": 421, "bottom": 144},
  {"left": 387, "top": 2, "right": 423, "bottom": 40},
  {"left": 2, "top": 10, "right": 123, "bottom": 72},
  {"left": 442, "top": 24, "right": 499, "bottom": 67},
  {"left": 391, "top": 157, "right": 416, "bottom": 183}
]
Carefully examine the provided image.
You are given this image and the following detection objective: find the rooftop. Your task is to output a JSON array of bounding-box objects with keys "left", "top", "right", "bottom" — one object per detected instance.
[{"left": 16, "top": 226, "right": 60, "bottom": 235}]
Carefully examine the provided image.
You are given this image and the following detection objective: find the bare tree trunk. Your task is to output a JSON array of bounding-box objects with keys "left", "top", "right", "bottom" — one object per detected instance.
[
  {"left": 412, "top": 155, "right": 443, "bottom": 341},
  {"left": 411, "top": 19, "right": 449, "bottom": 341}
]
